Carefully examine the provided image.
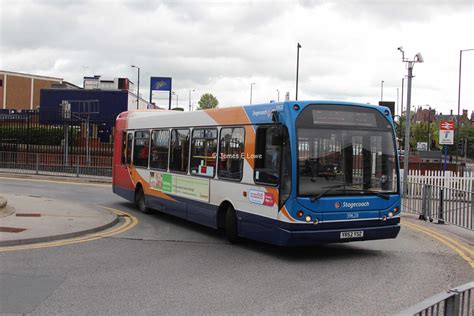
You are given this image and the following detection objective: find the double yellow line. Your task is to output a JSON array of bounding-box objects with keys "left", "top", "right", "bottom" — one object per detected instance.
[
  {"left": 0, "top": 207, "right": 138, "bottom": 252},
  {"left": 403, "top": 221, "right": 474, "bottom": 268}
]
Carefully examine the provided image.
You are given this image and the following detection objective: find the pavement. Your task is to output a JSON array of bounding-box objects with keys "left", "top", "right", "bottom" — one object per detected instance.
[{"left": 0, "top": 192, "right": 118, "bottom": 247}]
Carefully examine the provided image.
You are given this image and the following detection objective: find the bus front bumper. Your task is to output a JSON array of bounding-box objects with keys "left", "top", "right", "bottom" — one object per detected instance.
[{"left": 275, "top": 224, "right": 401, "bottom": 246}]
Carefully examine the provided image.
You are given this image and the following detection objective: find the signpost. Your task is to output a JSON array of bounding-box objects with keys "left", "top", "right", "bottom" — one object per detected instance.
[
  {"left": 439, "top": 120, "right": 454, "bottom": 175},
  {"left": 438, "top": 120, "right": 455, "bottom": 224},
  {"left": 439, "top": 121, "right": 455, "bottom": 145}
]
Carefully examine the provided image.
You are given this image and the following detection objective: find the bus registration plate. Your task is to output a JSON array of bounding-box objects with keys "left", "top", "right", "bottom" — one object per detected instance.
[{"left": 340, "top": 231, "right": 364, "bottom": 239}]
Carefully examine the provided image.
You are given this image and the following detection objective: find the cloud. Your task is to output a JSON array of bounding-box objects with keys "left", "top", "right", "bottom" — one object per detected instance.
[{"left": 0, "top": 0, "right": 472, "bottom": 112}]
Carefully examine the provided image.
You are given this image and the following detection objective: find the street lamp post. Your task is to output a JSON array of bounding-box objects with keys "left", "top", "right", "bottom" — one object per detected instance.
[
  {"left": 456, "top": 48, "right": 474, "bottom": 163},
  {"left": 250, "top": 82, "right": 256, "bottom": 104},
  {"left": 131, "top": 65, "right": 140, "bottom": 109},
  {"left": 188, "top": 89, "right": 195, "bottom": 111},
  {"left": 381, "top": 80, "right": 384, "bottom": 101},
  {"left": 276, "top": 89, "right": 280, "bottom": 102},
  {"left": 398, "top": 47, "right": 424, "bottom": 198},
  {"left": 427, "top": 106, "right": 431, "bottom": 151},
  {"left": 296, "top": 43, "right": 302, "bottom": 100}
]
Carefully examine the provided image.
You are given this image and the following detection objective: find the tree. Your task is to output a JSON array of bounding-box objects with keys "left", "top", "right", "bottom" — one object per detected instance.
[{"left": 197, "top": 93, "right": 219, "bottom": 110}]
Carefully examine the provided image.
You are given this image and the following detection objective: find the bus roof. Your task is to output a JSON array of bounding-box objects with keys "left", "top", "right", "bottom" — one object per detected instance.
[{"left": 120, "top": 100, "right": 390, "bottom": 130}]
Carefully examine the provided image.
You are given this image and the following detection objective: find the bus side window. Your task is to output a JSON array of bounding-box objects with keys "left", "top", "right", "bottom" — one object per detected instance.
[
  {"left": 190, "top": 128, "right": 217, "bottom": 177},
  {"left": 126, "top": 132, "right": 133, "bottom": 165},
  {"left": 170, "top": 129, "right": 190, "bottom": 173},
  {"left": 254, "top": 126, "right": 280, "bottom": 186},
  {"left": 150, "top": 130, "right": 170, "bottom": 170},
  {"left": 133, "top": 130, "right": 150, "bottom": 168},
  {"left": 218, "top": 127, "right": 245, "bottom": 181}
]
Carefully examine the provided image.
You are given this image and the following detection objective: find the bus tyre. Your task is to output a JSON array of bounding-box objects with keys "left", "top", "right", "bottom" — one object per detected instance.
[
  {"left": 225, "top": 205, "right": 240, "bottom": 243},
  {"left": 136, "top": 187, "right": 151, "bottom": 214}
]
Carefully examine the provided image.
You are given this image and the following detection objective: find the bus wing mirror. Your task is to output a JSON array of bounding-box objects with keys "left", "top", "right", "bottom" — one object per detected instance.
[{"left": 271, "top": 110, "right": 279, "bottom": 123}]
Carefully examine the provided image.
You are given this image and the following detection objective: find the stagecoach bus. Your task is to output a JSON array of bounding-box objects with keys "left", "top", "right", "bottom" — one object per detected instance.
[{"left": 113, "top": 101, "right": 401, "bottom": 246}]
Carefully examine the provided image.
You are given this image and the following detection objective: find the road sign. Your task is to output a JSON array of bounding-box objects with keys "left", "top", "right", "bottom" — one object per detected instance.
[
  {"left": 416, "top": 142, "right": 428, "bottom": 151},
  {"left": 439, "top": 120, "right": 454, "bottom": 145}
]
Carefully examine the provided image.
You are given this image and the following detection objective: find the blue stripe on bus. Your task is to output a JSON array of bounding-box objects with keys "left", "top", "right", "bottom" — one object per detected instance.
[
  {"left": 114, "top": 185, "right": 400, "bottom": 246},
  {"left": 238, "top": 210, "right": 400, "bottom": 246},
  {"left": 113, "top": 185, "right": 135, "bottom": 202}
]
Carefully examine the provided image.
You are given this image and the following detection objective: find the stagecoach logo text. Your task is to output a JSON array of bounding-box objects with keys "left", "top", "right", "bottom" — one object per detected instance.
[
  {"left": 252, "top": 110, "right": 273, "bottom": 118},
  {"left": 341, "top": 201, "right": 370, "bottom": 209}
]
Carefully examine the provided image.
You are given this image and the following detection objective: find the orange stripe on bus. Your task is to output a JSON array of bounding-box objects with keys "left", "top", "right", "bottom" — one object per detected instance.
[
  {"left": 206, "top": 107, "right": 250, "bottom": 125},
  {"left": 244, "top": 125, "right": 256, "bottom": 170},
  {"left": 280, "top": 206, "right": 295, "bottom": 222},
  {"left": 128, "top": 166, "right": 176, "bottom": 202}
]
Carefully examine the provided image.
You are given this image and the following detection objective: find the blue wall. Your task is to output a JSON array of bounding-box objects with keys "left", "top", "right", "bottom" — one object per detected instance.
[{"left": 40, "top": 89, "right": 129, "bottom": 122}]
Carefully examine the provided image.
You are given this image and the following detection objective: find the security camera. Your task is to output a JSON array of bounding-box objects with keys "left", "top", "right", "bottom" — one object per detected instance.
[
  {"left": 397, "top": 46, "right": 403, "bottom": 51},
  {"left": 415, "top": 52, "right": 424, "bottom": 63}
]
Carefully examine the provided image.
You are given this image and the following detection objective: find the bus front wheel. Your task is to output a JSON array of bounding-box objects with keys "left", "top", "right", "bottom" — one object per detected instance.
[
  {"left": 135, "top": 186, "right": 151, "bottom": 214},
  {"left": 225, "top": 205, "right": 240, "bottom": 243}
]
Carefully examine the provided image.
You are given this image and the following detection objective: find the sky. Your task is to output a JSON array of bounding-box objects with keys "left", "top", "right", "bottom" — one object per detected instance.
[{"left": 1, "top": 0, "right": 473, "bottom": 115}]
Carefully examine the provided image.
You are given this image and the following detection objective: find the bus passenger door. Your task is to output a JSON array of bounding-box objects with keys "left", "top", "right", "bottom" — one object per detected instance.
[{"left": 113, "top": 131, "right": 135, "bottom": 200}]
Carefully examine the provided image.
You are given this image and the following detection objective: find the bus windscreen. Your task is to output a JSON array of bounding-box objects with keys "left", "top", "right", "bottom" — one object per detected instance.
[{"left": 297, "top": 104, "right": 398, "bottom": 198}]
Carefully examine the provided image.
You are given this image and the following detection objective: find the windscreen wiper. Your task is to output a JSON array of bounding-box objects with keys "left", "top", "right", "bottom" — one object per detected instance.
[
  {"left": 310, "top": 183, "right": 352, "bottom": 202},
  {"left": 357, "top": 189, "right": 390, "bottom": 200},
  {"left": 310, "top": 183, "right": 390, "bottom": 202}
]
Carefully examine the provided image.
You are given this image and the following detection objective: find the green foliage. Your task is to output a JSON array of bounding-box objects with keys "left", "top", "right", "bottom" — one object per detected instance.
[
  {"left": 407, "top": 121, "right": 474, "bottom": 158},
  {"left": 197, "top": 93, "right": 219, "bottom": 110},
  {"left": 0, "top": 127, "right": 77, "bottom": 146}
]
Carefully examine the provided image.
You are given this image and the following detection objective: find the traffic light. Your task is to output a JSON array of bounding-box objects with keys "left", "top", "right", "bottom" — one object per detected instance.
[{"left": 457, "top": 139, "right": 464, "bottom": 155}]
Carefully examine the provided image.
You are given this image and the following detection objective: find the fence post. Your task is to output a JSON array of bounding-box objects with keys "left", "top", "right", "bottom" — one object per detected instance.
[
  {"left": 420, "top": 184, "right": 427, "bottom": 220},
  {"left": 76, "top": 155, "right": 80, "bottom": 178},
  {"left": 35, "top": 153, "right": 39, "bottom": 175},
  {"left": 471, "top": 191, "right": 474, "bottom": 230},
  {"left": 444, "top": 292, "right": 460, "bottom": 316},
  {"left": 426, "top": 185, "right": 433, "bottom": 222},
  {"left": 438, "top": 188, "right": 445, "bottom": 224}
]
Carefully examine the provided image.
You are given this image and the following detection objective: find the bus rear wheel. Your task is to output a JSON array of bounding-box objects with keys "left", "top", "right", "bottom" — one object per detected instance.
[
  {"left": 225, "top": 205, "right": 240, "bottom": 243},
  {"left": 135, "top": 187, "right": 151, "bottom": 214}
]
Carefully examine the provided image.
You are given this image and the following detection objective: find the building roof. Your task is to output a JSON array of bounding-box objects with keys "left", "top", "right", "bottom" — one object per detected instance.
[{"left": 0, "top": 70, "right": 63, "bottom": 82}]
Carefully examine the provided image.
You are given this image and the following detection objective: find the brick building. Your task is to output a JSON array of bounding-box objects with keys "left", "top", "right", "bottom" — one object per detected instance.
[
  {"left": 413, "top": 107, "right": 436, "bottom": 123},
  {"left": 0, "top": 70, "right": 63, "bottom": 111}
]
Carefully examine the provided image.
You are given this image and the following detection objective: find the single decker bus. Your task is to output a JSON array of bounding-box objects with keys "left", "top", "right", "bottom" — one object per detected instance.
[{"left": 113, "top": 101, "right": 401, "bottom": 246}]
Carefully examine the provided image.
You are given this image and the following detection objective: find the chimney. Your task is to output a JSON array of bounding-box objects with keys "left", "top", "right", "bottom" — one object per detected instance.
[
  {"left": 462, "top": 109, "right": 468, "bottom": 117},
  {"left": 450, "top": 110, "right": 453, "bottom": 115}
]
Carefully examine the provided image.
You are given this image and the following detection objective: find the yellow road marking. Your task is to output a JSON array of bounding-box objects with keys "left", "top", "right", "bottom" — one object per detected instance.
[
  {"left": 0, "top": 207, "right": 138, "bottom": 252},
  {"left": 0, "top": 176, "right": 110, "bottom": 187},
  {"left": 404, "top": 221, "right": 474, "bottom": 257},
  {"left": 403, "top": 221, "right": 474, "bottom": 269}
]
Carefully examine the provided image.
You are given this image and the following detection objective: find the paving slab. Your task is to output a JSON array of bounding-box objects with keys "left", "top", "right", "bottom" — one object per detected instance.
[{"left": 0, "top": 193, "right": 118, "bottom": 246}]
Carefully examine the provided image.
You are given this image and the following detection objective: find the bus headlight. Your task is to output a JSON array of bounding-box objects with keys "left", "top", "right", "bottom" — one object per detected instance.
[
  {"left": 305, "top": 215, "right": 312, "bottom": 222},
  {"left": 296, "top": 211, "right": 304, "bottom": 218},
  {"left": 313, "top": 218, "right": 319, "bottom": 225},
  {"left": 388, "top": 212, "right": 393, "bottom": 218}
]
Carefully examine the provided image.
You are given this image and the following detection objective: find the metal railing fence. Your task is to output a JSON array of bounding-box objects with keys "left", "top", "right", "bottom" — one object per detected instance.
[
  {"left": 397, "top": 282, "right": 473, "bottom": 316},
  {"left": 0, "top": 151, "right": 112, "bottom": 178},
  {"left": 402, "top": 181, "right": 474, "bottom": 230}
]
